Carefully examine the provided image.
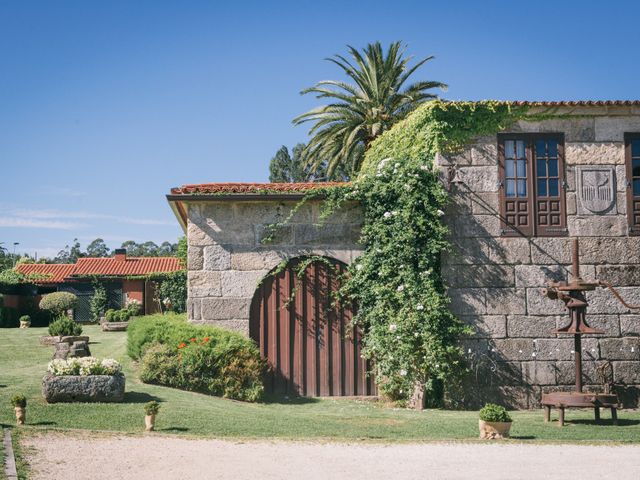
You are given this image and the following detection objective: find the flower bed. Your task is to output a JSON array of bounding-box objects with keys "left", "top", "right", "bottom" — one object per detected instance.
[{"left": 42, "top": 357, "right": 125, "bottom": 403}]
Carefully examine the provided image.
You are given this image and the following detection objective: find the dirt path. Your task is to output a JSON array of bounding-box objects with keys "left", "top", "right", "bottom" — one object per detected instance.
[{"left": 23, "top": 432, "right": 640, "bottom": 480}]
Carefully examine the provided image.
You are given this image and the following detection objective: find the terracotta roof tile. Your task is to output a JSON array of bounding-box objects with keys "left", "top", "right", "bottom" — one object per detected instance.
[
  {"left": 72, "top": 257, "right": 182, "bottom": 277},
  {"left": 507, "top": 100, "right": 640, "bottom": 106},
  {"left": 170, "top": 182, "right": 350, "bottom": 195},
  {"left": 15, "top": 257, "right": 182, "bottom": 284},
  {"left": 16, "top": 264, "right": 75, "bottom": 284}
]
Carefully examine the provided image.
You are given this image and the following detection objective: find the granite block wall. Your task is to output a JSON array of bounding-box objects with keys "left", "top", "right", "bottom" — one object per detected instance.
[{"left": 440, "top": 106, "right": 640, "bottom": 408}]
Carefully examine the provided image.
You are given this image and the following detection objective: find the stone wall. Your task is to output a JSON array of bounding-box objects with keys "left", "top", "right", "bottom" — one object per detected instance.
[
  {"left": 440, "top": 106, "right": 640, "bottom": 408},
  {"left": 185, "top": 199, "right": 362, "bottom": 334}
]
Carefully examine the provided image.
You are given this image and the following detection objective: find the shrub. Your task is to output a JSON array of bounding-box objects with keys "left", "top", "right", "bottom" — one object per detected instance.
[
  {"left": 144, "top": 401, "right": 160, "bottom": 415},
  {"left": 19, "top": 315, "right": 31, "bottom": 323},
  {"left": 10, "top": 394, "right": 27, "bottom": 408},
  {"left": 90, "top": 282, "right": 107, "bottom": 322},
  {"left": 132, "top": 314, "right": 264, "bottom": 402},
  {"left": 105, "top": 308, "right": 133, "bottom": 322},
  {"left": 105, "top": 309, "right": 116, "bottom": 322},
  {"left": 39, "top": 292, "right": 78, "bottom": 317},
  {"left": 479, "top": 403, "right": 512, "bottom": 423},
  {"left": 125, "top": 298, "right": 142, "bottom": 317},
  {"left": 47, "top": 357, "right": 122, "bottom": 376},
  {"left": 48, "top": 315, "right": 83, "bottom": 336}
]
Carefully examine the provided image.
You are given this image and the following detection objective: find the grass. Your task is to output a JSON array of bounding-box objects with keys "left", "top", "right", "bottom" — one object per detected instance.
[{"left": 0, "top": 324, "right": 639, "bottom": 443}]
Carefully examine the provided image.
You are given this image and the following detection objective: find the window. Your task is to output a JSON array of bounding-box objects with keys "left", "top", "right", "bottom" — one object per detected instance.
[
  {"left": 625, "top": 133, "right": 640, "bottom": 234},
  {"left": 498, "top": 134, "right": 567, "bottom": 236}
]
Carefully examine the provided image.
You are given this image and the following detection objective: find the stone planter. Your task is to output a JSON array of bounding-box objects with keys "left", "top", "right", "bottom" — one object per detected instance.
[
  {"left": 40, "top": 335, "right": 89, "bottom": 346},
  {"left": 42, "top": 373, "right": 125, "bottom": 403},
  {"left": 19, "top": 320, "right": 31, "bottom": 329},
  {"left": 101, "top": 321, "right": 129, "bottom": 332},
  {"left": 145, "top": 414, "right": 156, "bottom": 432},
  {"left": 14, "top": 407, "right": 25, "bottom": 425},
  {"left": 479, "top": 420, "right": 512, "bottom": 439}
]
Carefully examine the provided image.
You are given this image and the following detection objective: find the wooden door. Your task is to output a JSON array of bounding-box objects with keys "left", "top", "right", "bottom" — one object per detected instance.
[{"left": 250, "top": 257, "right": 376, "bottom": 397}]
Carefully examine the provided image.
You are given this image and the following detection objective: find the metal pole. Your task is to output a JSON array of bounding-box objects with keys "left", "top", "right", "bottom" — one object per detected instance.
[
  {"left": 574, "top": 332, "right": 582, "bottom": 392},
  {"left": 572, "top": 237, "right": 580, "bottom": 280}
]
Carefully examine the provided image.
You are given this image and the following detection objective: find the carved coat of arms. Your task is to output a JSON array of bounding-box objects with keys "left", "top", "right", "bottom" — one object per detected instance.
[{"left": 576, "top": 166, "right": 616, "bottom": 215}]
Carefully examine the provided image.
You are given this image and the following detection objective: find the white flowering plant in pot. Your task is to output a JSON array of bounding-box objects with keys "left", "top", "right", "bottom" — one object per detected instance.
[{"left": 48, "top": 357, "right": 122, "bottom": 376}]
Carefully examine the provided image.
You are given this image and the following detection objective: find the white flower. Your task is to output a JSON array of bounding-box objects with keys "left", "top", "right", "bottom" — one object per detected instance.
[
  {"left": 394, "top": 163, "right": 400, "bottom": 168},
  {"left": 383, "top": 212, "right": 392, "bottom": 218},
  {"left": 414, "top": 332, "right": 419, "bottom": 337},
  {"left": 436, "top": 209, "right": 445, "bottom": 216},
  {"left": 391, "top": 211, "right": 398, "bottom": 216},
  {"left": 376, "top": 173, "right": 383, "bottom": 177},
  {"left": 355, "top": 264, "right": 363, "bottom": 271},
  {"left": 389, "top": 324, "right": 397, "bottom": 332},
  {"left": 396, "top": 285, "right": 404, "bottom": 292},
  {"left": 377, "top": 158, "right": 390, "bottom": 171},
  {"left": 416, "top": 304, "right": 424, "bottom": 310},
  {"left": 420, "top": 165, "right": 429, "bottom": 171},
  {"left": 400, "top": 369, "right": 407, "bottom": 376}
]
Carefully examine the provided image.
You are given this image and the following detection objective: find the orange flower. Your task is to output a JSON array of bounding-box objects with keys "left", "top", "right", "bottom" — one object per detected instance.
[
  {"left": 178, "top": 342, "right": 187, "bottom": 349},
  {"left": 203, "top": 337, "right": 210, "bottom": 343},
  {"left": 190, "top": 337, "right": 197, "bottom": 343}
]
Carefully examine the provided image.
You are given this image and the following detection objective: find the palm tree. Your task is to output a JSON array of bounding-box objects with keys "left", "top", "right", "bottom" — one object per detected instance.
[{"left": 293, "top": 41, "right": 447, "bottom": 176}]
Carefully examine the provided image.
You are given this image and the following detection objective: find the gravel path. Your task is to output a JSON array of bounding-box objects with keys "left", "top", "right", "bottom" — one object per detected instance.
[{"left": 23, "top": 432, "right": 640, "bottom": 480}]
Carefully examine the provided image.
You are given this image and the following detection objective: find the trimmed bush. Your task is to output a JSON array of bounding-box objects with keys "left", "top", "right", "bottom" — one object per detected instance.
[
  {"left": 40, "top": 292, "right": 78, "bottom": 317},
  {"left": 131, "top": 314, "right": 264, "bottom": 402},
  {"left": 48, "top": 315, "right": 83, "bottom": 337},
  {"left": 479, "top": 403, "right": 512, "bottom": 423}
]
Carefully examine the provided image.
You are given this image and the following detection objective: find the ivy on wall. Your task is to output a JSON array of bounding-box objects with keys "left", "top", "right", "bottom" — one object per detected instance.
[{"left": 267, "top": 101, "right": 542, "bottom": 404}]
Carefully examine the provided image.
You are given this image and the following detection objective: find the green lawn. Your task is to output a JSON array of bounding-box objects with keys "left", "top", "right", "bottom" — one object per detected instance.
[{"left": 0, "top": 324, "right": 639, "bottom": 443}]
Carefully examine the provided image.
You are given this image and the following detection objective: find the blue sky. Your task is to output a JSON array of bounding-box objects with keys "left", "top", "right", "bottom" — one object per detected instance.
[{"left": 1, "top": 0, "right": 639, "bottom": 259}]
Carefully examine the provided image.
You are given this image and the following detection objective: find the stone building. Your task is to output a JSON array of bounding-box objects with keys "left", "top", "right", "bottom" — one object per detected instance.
[{"left": 168, "top": 101, "right": 640, "bottom": 406}]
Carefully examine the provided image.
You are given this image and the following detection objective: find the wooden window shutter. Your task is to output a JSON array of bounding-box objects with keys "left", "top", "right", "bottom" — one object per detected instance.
[
  {"left": 625, "top": 133, "right": 640, "bottom": 235},
  {"left": 533, "top": 135, "right": 567, "bottom": 237},
  {"left": 499, "top": 137, "right": 534, "bottom": 236}
]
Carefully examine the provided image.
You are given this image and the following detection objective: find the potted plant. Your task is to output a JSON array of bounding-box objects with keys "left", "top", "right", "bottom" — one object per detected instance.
[
  {"left": 144, "top": 401, "right": 160, "bottom": 431},
  {"left": 19, "top": 315, "right": 31, "bottom": 328},
  {"left": 479, "top": 403, "right": 512, "bottom": 439},
  {"left": 11, "top": 394, "right": 27, "bottom": 425}
]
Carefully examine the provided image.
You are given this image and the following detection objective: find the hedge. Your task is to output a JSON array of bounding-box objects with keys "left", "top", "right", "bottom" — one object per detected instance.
[{"left": 128, "top": 314, "right": 264, "bottom": 401}]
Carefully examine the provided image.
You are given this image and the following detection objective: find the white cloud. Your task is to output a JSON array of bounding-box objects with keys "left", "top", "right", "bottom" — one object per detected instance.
[
  {"left": 1, "top": 206, "right": 174, "bottom": 227},
  {"left": 0, "top": 218, "right": 82, "bottom": 229}
]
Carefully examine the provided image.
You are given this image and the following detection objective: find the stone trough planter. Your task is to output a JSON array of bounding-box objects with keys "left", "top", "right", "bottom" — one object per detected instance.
[
  {"left": 101, "top": 321, "right": 129, "bottom": 332},
  {"left": 40, "top": 335, "right": 89, "bottom": 346},
  {"left": 42, "top": 373, "right": 125, "bottom": 403}
]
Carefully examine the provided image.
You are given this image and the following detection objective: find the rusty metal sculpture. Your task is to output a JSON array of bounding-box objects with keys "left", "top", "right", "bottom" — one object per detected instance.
[{"left": 541, "top": 238, "right": 640, "bottom": 426}]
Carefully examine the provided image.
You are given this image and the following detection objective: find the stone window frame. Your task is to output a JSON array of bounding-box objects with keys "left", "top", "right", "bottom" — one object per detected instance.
[
  {"left": 625, "top": 132, "right": 640, "bottom": 235},
  {"left": 498, "top": 133, "right": 568, "bottom": 237}
]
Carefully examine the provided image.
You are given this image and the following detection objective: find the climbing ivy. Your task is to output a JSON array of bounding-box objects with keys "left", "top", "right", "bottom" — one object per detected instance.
[{"left": 269, "top": 100, "right": 537, "bottom": 404}]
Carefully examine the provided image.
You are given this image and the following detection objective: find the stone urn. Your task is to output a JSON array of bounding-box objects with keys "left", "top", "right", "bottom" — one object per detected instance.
[
  {"left": 145, "top": 414, "right": 156, "bottom": 432},
  {"left": 479, "top": 420, "right": 512, "bottom": 439},
  {"left": 14, "top": 407, "right": 26, "bottom": 425},
  {"left": 19, "top": 319, "right": 31, "bottom": 329}
]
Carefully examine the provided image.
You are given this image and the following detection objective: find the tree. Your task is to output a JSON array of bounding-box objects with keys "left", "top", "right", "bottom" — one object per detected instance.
[
  {"left": 293, "top": 41, "right": 446, "bottom": 176},
  {"left": 269, "top": 144, "right": 307, "bottom": 183},
  {"left": 120, "top": 240, "right": 177, "bottom": 257},
  {"left": 269, "top": 143, "right": 352, "bottom": 182},
  {"left": 86, "top": 238, "right": 110, "bottom": 257},
  {"left": 54, "top": 238, "right": 84, "bottom": 263}
]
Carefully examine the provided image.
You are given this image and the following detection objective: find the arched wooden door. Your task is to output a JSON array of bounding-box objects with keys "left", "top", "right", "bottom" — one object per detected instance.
[{"left": 250, "top": 257, "right": 376, "bottom": 397}]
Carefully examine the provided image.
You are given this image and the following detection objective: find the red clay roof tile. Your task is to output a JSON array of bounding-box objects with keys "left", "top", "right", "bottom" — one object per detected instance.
[
  {"left": 16, "top": 263, "right": 76, "bottom": 284},
  {"left": 170, "top": 182, "right": 350, "bottom": 195},
  {"left": 16, "top": 257, "right": 182, "bottom": 284}
]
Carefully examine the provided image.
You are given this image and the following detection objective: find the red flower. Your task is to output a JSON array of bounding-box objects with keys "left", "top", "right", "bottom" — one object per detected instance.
[
  {"left": 190, "top": 337, "right": 197, "bottom": 343},
  {"left": 203, "top": 337, "right": 210, "bottom": 343},
  {"left": 178, "top": 342, "right": 187, "bottom": 349}
]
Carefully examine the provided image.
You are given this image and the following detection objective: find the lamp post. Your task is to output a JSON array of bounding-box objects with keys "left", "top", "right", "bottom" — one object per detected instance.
[{"left": 12, "top": 242, "right": 19, "bottom": 267}]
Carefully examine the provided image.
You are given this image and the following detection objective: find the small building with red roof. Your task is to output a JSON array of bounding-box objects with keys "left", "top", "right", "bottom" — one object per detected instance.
[{"left": 12, "top": 249, "right": 182, "bottom": 322}]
